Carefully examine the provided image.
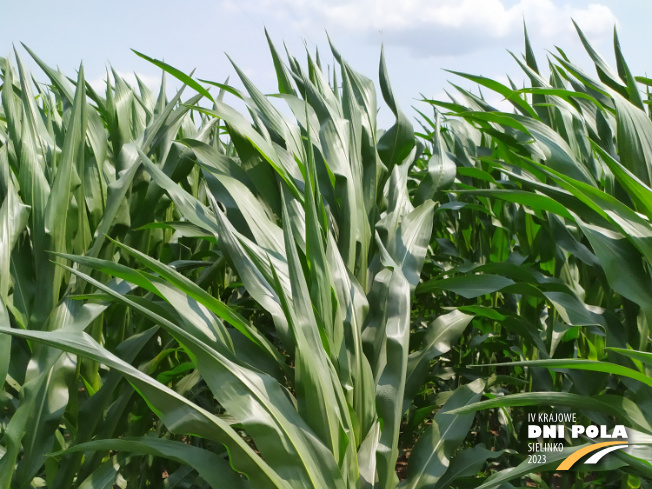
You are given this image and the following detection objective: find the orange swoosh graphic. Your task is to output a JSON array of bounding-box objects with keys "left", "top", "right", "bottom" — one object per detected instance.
[{"left": 557, "top": 441, "right": 628, "bottom": 470}]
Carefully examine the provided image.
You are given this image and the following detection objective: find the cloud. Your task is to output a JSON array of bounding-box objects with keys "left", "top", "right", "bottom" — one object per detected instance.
[{"left": 227, "top": 0, "right": 617, "bottom": 57}]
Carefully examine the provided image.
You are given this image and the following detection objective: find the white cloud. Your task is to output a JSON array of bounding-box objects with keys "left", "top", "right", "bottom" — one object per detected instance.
[{"left": 228, "top": 0, "right": 617, "bottom": 57}]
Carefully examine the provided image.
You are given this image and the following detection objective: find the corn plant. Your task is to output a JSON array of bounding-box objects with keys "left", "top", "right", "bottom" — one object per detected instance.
[
  {"left": 2, "top": 24, "right": 652, "bottom": 489},
  {"left": 0, "top": 49, "right": 223, "bottom": 487},
  {"left": 413, "top": 24, "right": 652, "bottom": 487},
  {"left": 0, "top": 37, "right": 497, "bottom": 488}
]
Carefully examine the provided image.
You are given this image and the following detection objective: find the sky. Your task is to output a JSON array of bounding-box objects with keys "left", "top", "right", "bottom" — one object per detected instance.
[{"left": 2, "top": 1, "right": 652, "bottom": 127}]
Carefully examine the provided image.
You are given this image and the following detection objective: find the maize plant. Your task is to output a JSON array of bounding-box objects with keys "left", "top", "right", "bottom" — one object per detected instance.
[
  {"left": 0, "top": 24, "right": 651, "bottom": 489},
  {"left": 0, "top": 47, "right": 228, "bottom": 487},
  {"left": 414, "top": 23, "right": 652, "bottom": 488}
]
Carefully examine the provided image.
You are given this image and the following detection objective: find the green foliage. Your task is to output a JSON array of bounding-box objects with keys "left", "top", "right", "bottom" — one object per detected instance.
[
  {"left": 1, "top": 23, "right": 652, "bottom": 489},
  {"left": 417, "top": 22, "right": 652, "bottom": 487},
  {"left": 0, "top": 48, "right": 222, "bottom": 487}
]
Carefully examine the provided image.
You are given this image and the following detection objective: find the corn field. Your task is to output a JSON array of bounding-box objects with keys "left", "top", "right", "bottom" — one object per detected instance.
[{"left": 1, "top": 24, "right": 651, "bottom": 489}]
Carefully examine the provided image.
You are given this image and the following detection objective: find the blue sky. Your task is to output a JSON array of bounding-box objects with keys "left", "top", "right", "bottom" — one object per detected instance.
[{"left": 2, "top": 1, "right": 651, "bottom": 126}]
